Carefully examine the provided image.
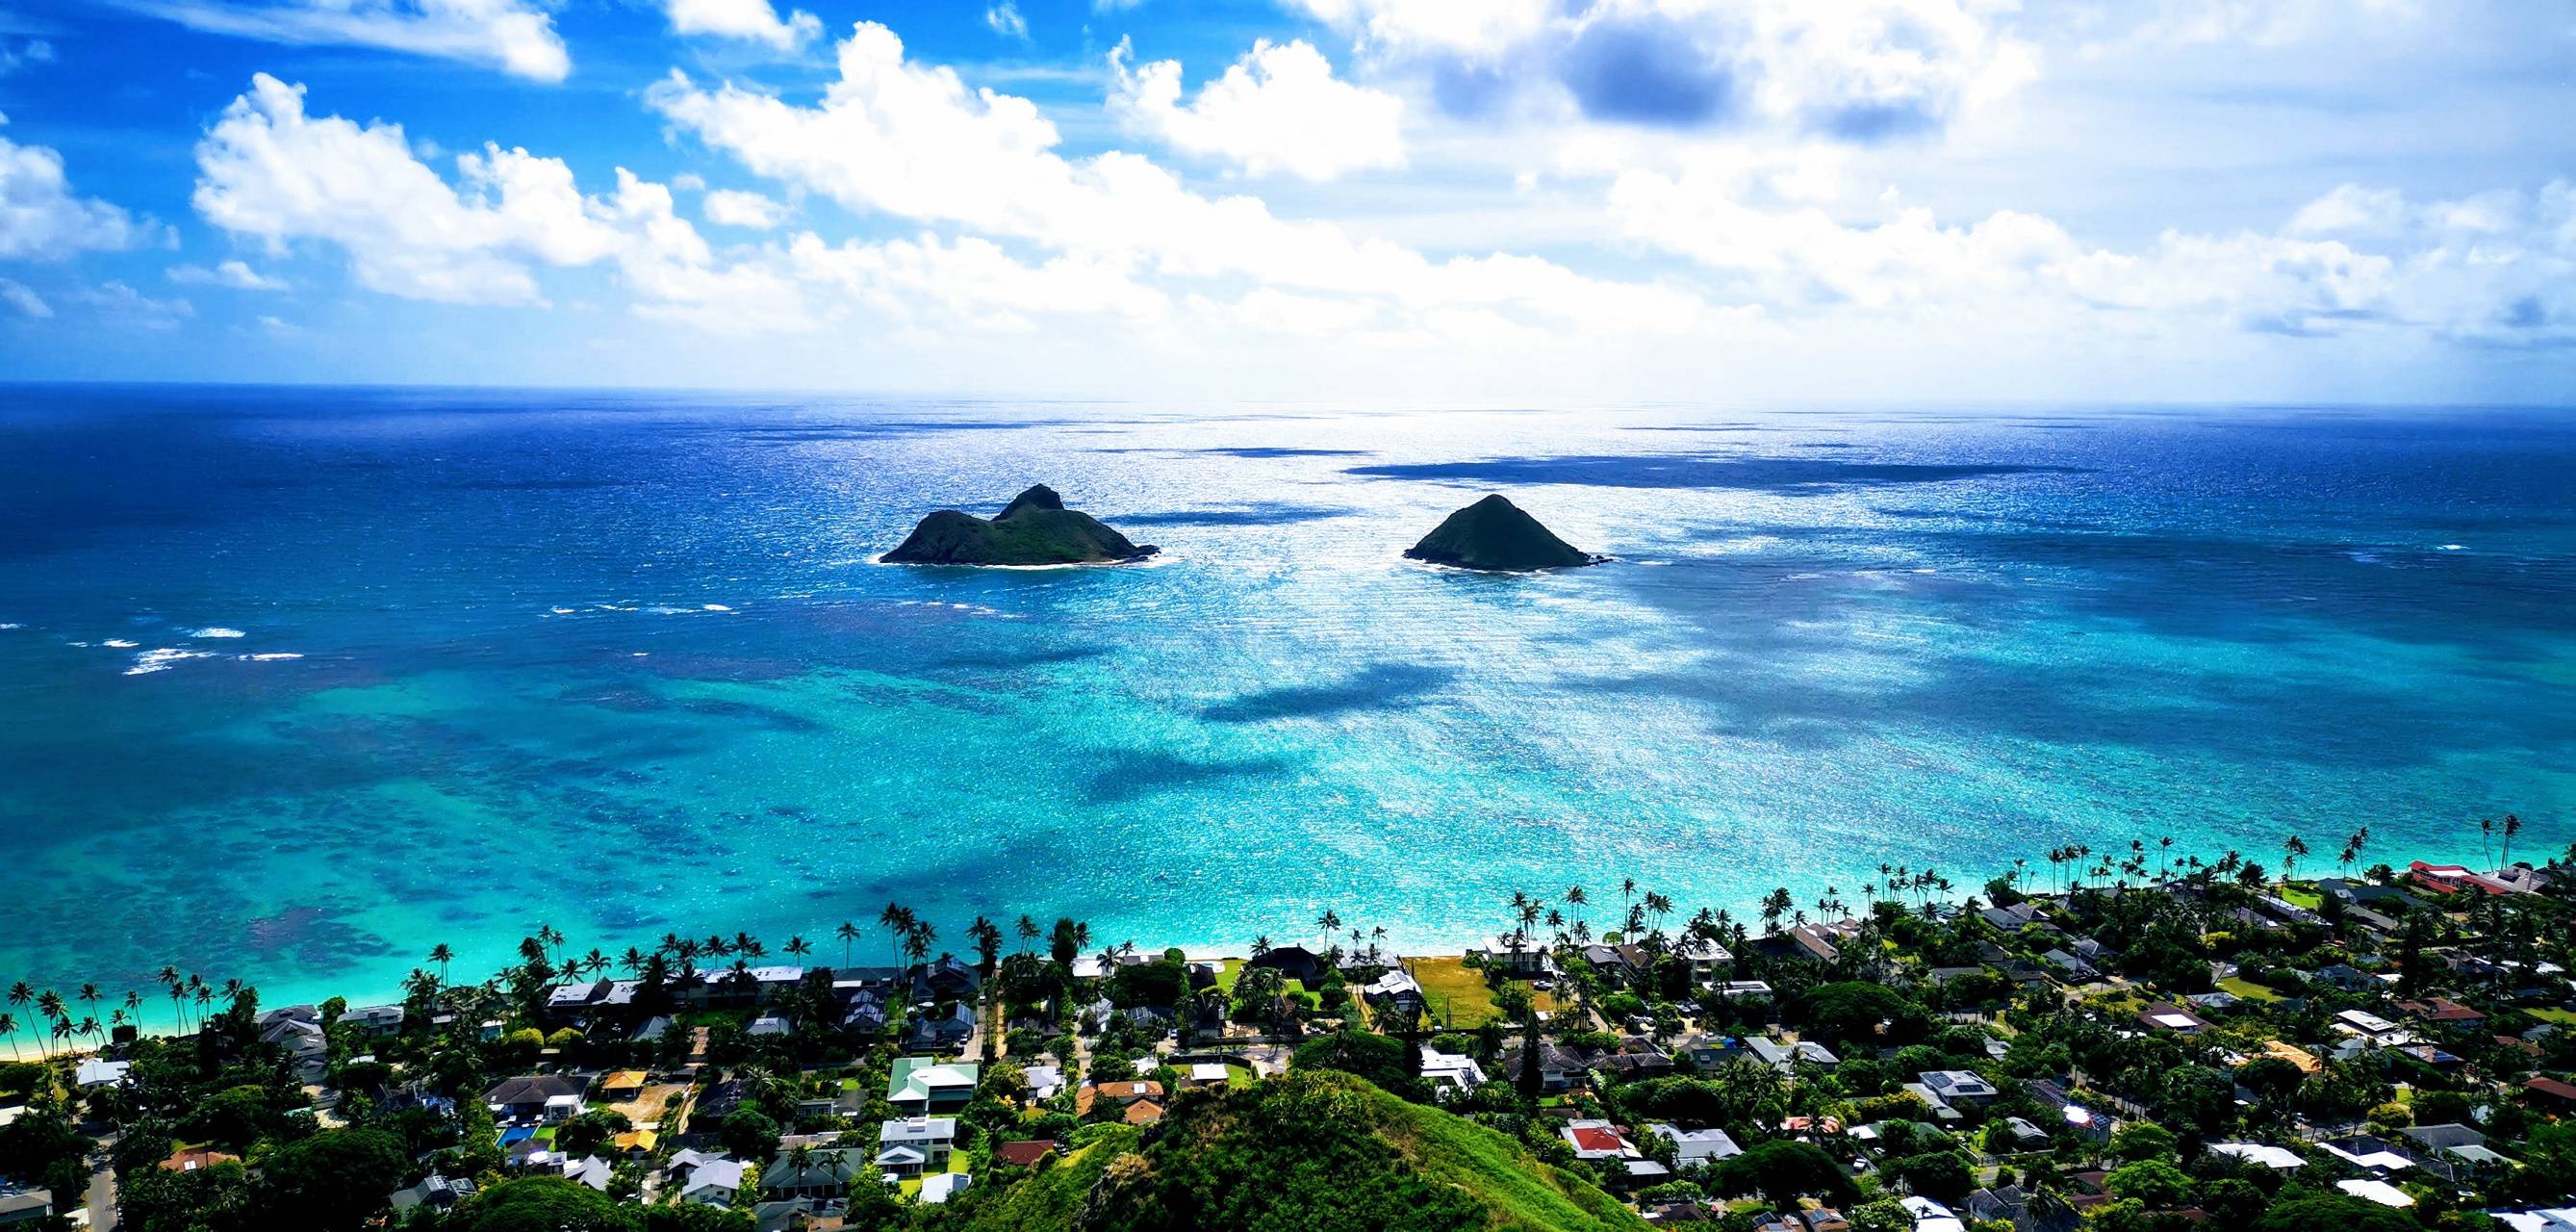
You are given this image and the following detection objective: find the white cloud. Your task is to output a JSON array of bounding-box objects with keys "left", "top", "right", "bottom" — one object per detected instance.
[
  {"left": 984, "top": 3, "right": 1028, "bottom": 40},
  {"left": 1609, "top": 160, "right": 2576, "bottom": 346},
  {"left": 0, "top": 275, "right": 48, "bottom": 317},
  {"left": 167, "top": 259, "right": 291, "bottom": 291},
  {"left": 0, "top": 36, "right": 54, "bottom": 76},
  {"left": 68, "top": 280, "right": 193, "bottom": 328},
  {"left": 116, "top": 0, "right": 569, "bottom": 82},
  {"left": 647, "top": 23, "right": 1715, "bottom": 348},
  {"left": 702, "top": 188, "right": 788, "bottom": 229},
  {"left": 191, "top": 74, "right": 813, "bottom": 334},
  {"left": 0, "top": 128, "right": 147, "bottom": 261},
  {"left": 2116, "top": 0, "right": 2423, "bottom": 49},
  {"left": 1110, "top": 38, "right": 1405, "bottom": 181},
  {"left": 658, "top": 0, "right": 820, "bottom": 51},
  {"left": 1289, "top": 0, "right": 2035, "bottom": 139}
]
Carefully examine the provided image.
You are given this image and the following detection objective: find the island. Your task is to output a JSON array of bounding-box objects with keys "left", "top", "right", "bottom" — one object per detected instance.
[
  {"left": 881, "top": 484, "right": 1160, "bottom": 566},
  {"left": 1404, "top": 494, "right": 1603, "bottom": 571}
]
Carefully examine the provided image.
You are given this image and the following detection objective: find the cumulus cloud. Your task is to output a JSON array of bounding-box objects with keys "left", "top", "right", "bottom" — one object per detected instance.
[
  {"left": 167, "top": 259, "right": 291, "bottom": 291},
  {"left": 1, "top": 128, "right": 147, "bottom": 261},
  {"left": 701, "top": 189, "right": 788, "bottom": 229},
  {"left": 984, "top": 3, "right": 1029, "bottom": 40},
  {"left": 191, "top": 74, "right": 814, "bottom": 333},
  {"left": 0, "top": 36, "right": 54, "bottom": 76},
  {"left": 115, "top": 0, "right": 570, "bottom": 82},
  {"left": 1289, "top": 0, "right": 2035, "bottom": 138},
  {"left": 1109, "top": 38, "right": 1405, "bottom": 181},
  {"left": 646, "top": 23, "right": 1716, "bottom": 347},
  {"left": 658, "top": 0, "right": 820, "bottom": 50},
  {"left": 1609, "top": 160, "right": 2576, "bottom": 346}
]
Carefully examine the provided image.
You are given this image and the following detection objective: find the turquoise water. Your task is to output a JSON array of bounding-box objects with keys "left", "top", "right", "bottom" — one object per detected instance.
[{"left": 1, "top": 387, "right": 2570, "bottom": 1020}]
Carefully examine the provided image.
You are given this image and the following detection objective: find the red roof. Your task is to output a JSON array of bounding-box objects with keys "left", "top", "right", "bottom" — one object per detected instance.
[
  {"left": 1569, "top": 1127, "right": 1624, "bottom": 1153},
  {"left": 2526, "top": 1076, "right": 2576, "bottom": 1101},
  {"left": 994, "top": 1141, "right": 1058, "bottom": 1168}
]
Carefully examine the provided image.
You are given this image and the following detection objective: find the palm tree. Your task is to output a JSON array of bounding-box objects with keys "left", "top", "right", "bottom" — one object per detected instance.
[
  {"left": 2281, "top": 834, "right": 2308, "bottom": 884},
  {"left": 880, "top": 904, "right": 914, "bottom": 969},
  {"left": 1251, "top": 934, "right": 1272, "bottom": 957},
  {"left": 2502, "top": 813, "right": 2523, "bottom": 868},
  {"left": 1014, "top": 915, "right": 1040, "bottom": 955},
  {"left": 2481, "top": 816, "right": 2496, "bottom": 866},
  {"left": 1564, "top": 886, "right": 1588, "bottom": 930},
  {"left": 1315, "top": 910, "right": 1341, "bottom": 951},
  {"left": 783, "top": 936, "right": 812, "bottom": 962},
  {"left": 0, "top": 1012, "right": 15, "bottom": 1060},
  {"left": 78, "top": 984, "right": 102, "bottom": 1028},
  {"left": 429, "top": 943, "right": 455, "bottom": 982},
  {"left": 836, "top": 921, "right": 863, "bottom": 968}
]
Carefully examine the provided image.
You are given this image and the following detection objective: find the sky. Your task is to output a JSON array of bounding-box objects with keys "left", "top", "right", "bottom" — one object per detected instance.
[{"left": 0, "top": 0, "right": 2570, "bottom": 402}]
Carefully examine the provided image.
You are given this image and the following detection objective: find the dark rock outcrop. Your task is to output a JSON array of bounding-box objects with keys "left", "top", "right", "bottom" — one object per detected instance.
[
  {"left": 882, "top": 485, "right": 1160, "bottom": 566},
  {"left": 1404, "top": 495, "right": 1600, "bottom": 571}
]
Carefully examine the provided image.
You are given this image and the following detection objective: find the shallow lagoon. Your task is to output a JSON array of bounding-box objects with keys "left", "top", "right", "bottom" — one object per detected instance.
[{"left": 1, "top": 387, "right": 2569, "bottom": 1014}]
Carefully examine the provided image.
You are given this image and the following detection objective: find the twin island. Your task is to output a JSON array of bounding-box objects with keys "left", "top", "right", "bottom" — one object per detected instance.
[{"left": 881, "top": 486, "right": 1604, "bottom": 572}]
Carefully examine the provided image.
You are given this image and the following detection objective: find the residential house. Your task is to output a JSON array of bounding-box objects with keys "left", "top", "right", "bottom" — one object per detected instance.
[
  {"left": 904, "top": 1002, "right": 978, "bottom": 1053},
  {"left": 908, "top": 957, "right": 981, "bottom": 1005},
  {"left": 2208, "top": 1142, "right": 2307, "bottom": 1171},
  {"left": 1496, "top": 1043, "right": 1588, "bottom": 1091},
  {"left": 1676, "top": 1034, "right": 1741, "bottom": 1068},
  {"left": 2136, "top": 1002, "right": 2210, "bottom": 1035},
  {"left": 484, "top": 1075, "right": 586, "bottom": 1125},
  {"left": 842, "top": 988, "right": 890, "bottom": 1036},
  {"left": 598, "top": 1070, "right": 650, "bottom": 1103},
  {"left": 2409, "top": 861, "right": 2517, "bottom": 895},
  {"left": 1651, "top": 1123, "right": 1742, "bottom": 1168},
  {"left": 1902, "top": 1196, "right": 1968, "bottom": 1232},
  {"left": 1477, "top": 935, "right": 1554, "bottom": 976},
  {"left": 763, "top": 1145, "right": 872, "bottom": 1195},
  {"left": 887, "top": 1058, "right": 980, "bottom": 1114},
  {"left": 1246, "top": 945, "right": 1326, "bottom": 985},
  {"left": 1420, "top": 1048, "right": 1487, "bottom": 1092},
  {"left": 1022, "top": 1065, "right": 1064, "bottom": 1101},
  {"left": 993, "top": 1141, "right": 1058, "bottom": 1169},
  {"left": 74, "top": 1059, "right": 131, "bottom": 1089},
  {"left": 921, "top": 1172, "right": 972, "bottom": 1204},
  {"left": 1677, "top": 937, "right": 1733, "bottom": 981},
  {"left": 1562, "top": 1119, "right": 1639, "bottom": 1163},
  {"left": 344, "top": 1004, "right": 406, "bottom": 1037},
  {"left": 1076, "top": 1080, "right": 1163, "bottom": 1117},
  {"left": 1746, "top": 1037, "right": 1837, "bottom": 1074},
  {"left": 1362, "top": 967, "right": 1425, "bottom": 1016},
  {"left": 2041, "top": 949, "right": 2098, "bottom": 983},
  {"left": 667, "top": 1150, "right": 749, "bottom": 1207},
  {"left": 386, "top": 1174, "right": 473, "bottom": 1214},
  {"left": 561, "top": 1155, "right": 613, "bottom": 1192}
]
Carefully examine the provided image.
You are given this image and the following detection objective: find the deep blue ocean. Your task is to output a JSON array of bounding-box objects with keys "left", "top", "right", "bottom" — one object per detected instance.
[{"left": 1, "top": 386, "right": 2570, "bottom": 1017}]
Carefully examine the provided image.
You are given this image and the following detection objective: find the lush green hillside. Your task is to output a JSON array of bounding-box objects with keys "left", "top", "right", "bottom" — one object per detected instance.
[
  {"left": 956, "top": 1071, "right": 1643, "bottom": 1232},
  {"left": 1404, "top": 494, "right": 1597, "bottom": 571},
  {"left": 882, "top": 485, "right": 1159, "bottom": 565}
]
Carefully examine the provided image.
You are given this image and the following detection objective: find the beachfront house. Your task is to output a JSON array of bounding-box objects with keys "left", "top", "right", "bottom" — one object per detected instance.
[{"left": 904, "top": 1003, "right": 977, "bottom": 1053}]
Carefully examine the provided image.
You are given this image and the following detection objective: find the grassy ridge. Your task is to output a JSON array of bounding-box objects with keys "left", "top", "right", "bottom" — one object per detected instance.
[{"left": 957, "top": 1071, "right": 1642, "bottom": 1232}]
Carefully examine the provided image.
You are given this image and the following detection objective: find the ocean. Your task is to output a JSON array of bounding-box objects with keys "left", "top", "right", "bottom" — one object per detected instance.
[{"left": 1, "top": 385, "right": 2569, "bottom": 1019}]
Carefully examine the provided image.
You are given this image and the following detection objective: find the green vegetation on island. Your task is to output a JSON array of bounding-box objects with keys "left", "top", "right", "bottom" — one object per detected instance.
[
  {"left": 1405, "top": 494, "right": 1600, "bottom": 571},
  {"left": 881, "top": 485, "right": 1159, "bottom": 566}
]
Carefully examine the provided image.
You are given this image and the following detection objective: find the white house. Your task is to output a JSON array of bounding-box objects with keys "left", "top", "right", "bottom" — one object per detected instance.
[
  {"left": 875, "top": 1116, "right": 958, "bottom": 1178},
  {"left": 666, "top": 1150, "right": 748, "bottom": 1207},
  {"left": 1420, "top": 1049, "right": 1487, "bottom": 1092},
  {"left": 1649, "top": 1123, "right": 1742, "bottom": 1168}
]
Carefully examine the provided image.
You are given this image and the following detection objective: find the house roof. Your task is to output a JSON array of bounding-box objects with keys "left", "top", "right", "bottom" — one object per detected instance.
[
  {"left": 601, "top": 1069, "right": 650, "bottom": 1089},
  {"left": 1123, "top": 1099, "right": 1164, "bottom": 1124},
  {"left": 485, "top": 1074, "right": 584, "bottom": 1105},
  {"left": 994, "top": 1141, "right": 1058, "bottom": 1168}
]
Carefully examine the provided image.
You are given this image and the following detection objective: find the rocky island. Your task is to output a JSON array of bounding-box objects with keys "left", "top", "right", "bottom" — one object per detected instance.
[
  {"left": 1405, "top": 494, "right": 1603, "bottom": 571},
  {"left": 881, "top": 484, "right": 1160, "bottom": 565}
]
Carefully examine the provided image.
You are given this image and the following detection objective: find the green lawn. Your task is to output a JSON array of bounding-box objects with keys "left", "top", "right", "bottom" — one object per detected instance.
[
  {"left": 2219, "top": 977, "right": 2285, "bottom": 1002},
  {"left": 2525, "top": 1007, "right": 2576, "bottom": 1025},
  {"left": 1408, "top": 957, "right": 1558, "bottom": 1029},
  {"left": 2280, "top": 884, "right": 2324, "bottom": 910}
]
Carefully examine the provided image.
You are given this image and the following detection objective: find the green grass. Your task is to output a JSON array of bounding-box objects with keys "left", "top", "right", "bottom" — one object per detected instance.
[
  {"left": 2281, "top": 886, "right": 2325, "bottom": 910},
  {"left": 954, "top": 1126, "right": 1138, "bottom": 1231},
  {"left": 2219, "top": 977, "right": 2285, "bottom": 1003},
  {"left": 2524, "top": 1007, "right": 2576, "bottom": 1025},
  {"left": 1340, "top": 1078, "right": 1649, "bottom": 1231}
]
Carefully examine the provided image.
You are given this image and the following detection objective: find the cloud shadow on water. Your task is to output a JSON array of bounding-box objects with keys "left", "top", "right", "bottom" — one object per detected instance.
[
  {"left": 1114, "top": 503, "right": 1355, "bottom": 527},
  {"left": 1345, "top": 454, "right": 2085, "bottom": 492},
  {"left": 1201, "top": 662, "right": 1457, "bottom": 723},
  {"left": 1082, "top": 749, "right": 1295, "bottom": 805}
]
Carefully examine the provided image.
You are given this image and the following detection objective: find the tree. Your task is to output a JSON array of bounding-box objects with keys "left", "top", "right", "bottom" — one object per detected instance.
[
  {"left": 718, "top": 1106, "right": 779, "bottom": 1162},
  {"left": 452, "top": 1176, "right": 640, "bottom": 1231},
  {"left": 2159, "top": 1064, "right": 2237, "bottom": 1135},
  {"left": 834, "top": 920, "right": 862, "bottom": 967},
  {"left": 1710, "top": 1139, "right": 1857, "bottom": 1207},
  {"left": 1290, "top": 1031, "right": 1426, "bottom": 1101},
  {"left": 1796, "top": 982, "right": 1921, "bottom": 1044},
  {"left": 255, "top": 1127, "right": 411, "bottom": 1231},
  {"left": 2107, "top": 1121, "right": 2177, "bottom": 1164},
  {"left": 2252, "top": 1195, "right": 2421, "bottom": 1232},
  {"left": 2104, "top": 1158, "right": 2192, "bottom": 1209}
]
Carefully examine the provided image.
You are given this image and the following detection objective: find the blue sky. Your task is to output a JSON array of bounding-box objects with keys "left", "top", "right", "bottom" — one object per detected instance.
[{"left": 0, "top": 0, "right": 2570, "bottom": 401}]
